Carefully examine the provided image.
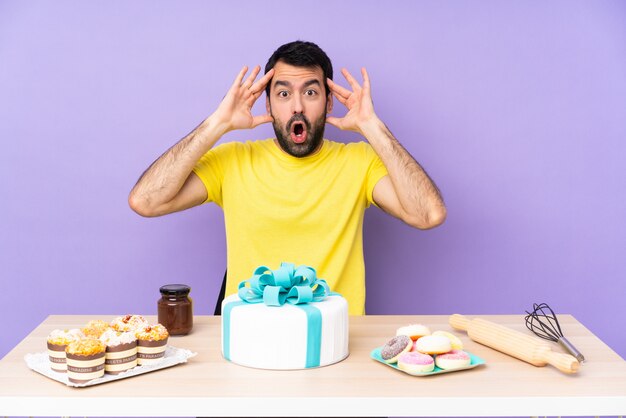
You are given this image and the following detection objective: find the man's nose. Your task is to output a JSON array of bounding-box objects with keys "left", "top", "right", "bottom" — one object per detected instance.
[{"left": 292, "top": 95, "right": 304, "bottom": 114}]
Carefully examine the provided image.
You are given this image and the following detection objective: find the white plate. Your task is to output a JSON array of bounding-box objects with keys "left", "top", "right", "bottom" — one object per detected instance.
[{"left": 24, "top": 345, "right": 196, "bottom": 387}]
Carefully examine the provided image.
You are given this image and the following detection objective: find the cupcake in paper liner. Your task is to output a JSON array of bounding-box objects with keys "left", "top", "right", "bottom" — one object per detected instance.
[
  {"left": 110, "top": 314, "right": 149, "bottom": 333},
  {"left": 46, "top": 328, "right": 84, "bottom": 373},
  {"left": 99, "top": 328, "right": 138, "bottom": 374},
  {"left": 82, "top": 320, "right": 111, "bottom": 339},
  {"left": 65, "top": 338, "right": 106, "bottom": 384},
  {"left": 135, "top": 324, "right": 169, "bottom": 365}
]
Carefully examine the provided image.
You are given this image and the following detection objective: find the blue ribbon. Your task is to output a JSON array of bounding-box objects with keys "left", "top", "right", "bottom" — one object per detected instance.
[
  {"left": 224, "top": 262, "right": 331, "bottom": 368},
  {"left": 237, "top": 262, "right": 330, "bottom": 306},
  {"left": 222, "top": 300, "right": 246, "bottom": 362}
]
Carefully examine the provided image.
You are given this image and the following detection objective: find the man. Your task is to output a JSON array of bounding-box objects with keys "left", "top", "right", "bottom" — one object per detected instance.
[{"left": 129, "top": 41, "right": 446, "bottom": 315}]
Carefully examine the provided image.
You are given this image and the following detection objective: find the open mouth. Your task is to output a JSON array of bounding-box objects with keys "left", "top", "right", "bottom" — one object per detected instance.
[{"left": 290, "top": 122, "right": 307, "bottom": 144}]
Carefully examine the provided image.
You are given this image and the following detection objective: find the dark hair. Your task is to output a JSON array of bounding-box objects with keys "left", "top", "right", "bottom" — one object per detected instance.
[{"left": 264, "top": 40, "right": 333, "bottom": 97}]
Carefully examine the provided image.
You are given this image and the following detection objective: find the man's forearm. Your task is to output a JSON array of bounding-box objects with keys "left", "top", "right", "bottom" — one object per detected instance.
[
  {"left": 129, "top": 115, "right": 227, "bottom": 214},
  {"left": 128, "top": 65, "right": 274, "bottom": 217},
  {"left": 361, "top": 118, "right": 446, "bottom": 226}
]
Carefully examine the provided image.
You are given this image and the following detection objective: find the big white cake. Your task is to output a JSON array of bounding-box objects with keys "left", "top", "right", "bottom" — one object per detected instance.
[{"left": 221, "top": 293, "right": 349, "bottom": 370}]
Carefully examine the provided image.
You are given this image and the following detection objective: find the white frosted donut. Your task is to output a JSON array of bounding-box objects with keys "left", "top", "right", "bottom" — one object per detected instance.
[
  {"left": 432, "top": 330, "right": 464, "bottom": 350},
  {"left": 414, "top": 335, "right": 452, "bottom": 355},
  {"left": 398, "top": 351, "right": 435, "bottom": 374},
  {"left": 396, "top": 324, "right": 431, "bottom": 341},
  {"left": 435, "top": 349, "right": 471, "bottom": 370}
]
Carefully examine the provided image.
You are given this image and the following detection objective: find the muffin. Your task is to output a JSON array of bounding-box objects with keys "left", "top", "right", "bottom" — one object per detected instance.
[
  {"left": 46, "top": 329, "right": 84, "bottom": 373},
  {"left": 110, "top": 314, "right": 149, "bottom": 333},
  {"left": 82, "top": 320, "right": 111, "bottom": 339},
  {"left": 135, "top": 324, "right": 169, "bottom": 365},
  {"left": 65, "top": 338, "right": 106, "bottom": 384},
  {"left": 99, "top": 329, "right": 138, "bottom": 374}
]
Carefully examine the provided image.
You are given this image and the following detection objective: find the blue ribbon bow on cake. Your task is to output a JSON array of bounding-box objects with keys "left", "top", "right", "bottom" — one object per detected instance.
[{"left": 237, "top": 262, "right": 331, "bottom": 306}]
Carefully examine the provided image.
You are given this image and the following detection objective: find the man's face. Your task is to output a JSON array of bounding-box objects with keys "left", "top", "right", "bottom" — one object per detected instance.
[{"left": 266, "top": 61, "right": 332, "bottom": 157}]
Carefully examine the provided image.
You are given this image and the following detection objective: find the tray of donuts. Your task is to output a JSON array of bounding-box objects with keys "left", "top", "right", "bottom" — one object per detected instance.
[{"left": 371, "top": 324, "right": 486, "bottom": 376}]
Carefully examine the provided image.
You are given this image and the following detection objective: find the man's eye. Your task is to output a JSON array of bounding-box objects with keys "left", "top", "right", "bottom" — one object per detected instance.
[
  {"left": 278, "top": 91, "right": 289, "bottom": 98},
  {"left": 305, "top": 90, "right": 317, "bottom": 96}
]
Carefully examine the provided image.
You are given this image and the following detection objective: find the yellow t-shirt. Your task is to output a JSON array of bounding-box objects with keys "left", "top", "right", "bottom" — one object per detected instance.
[{"left": 192, "top": 138, "right": 388, "bottom": 315}]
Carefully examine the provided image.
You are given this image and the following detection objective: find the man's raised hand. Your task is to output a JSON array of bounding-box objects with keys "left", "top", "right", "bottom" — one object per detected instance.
[
  {"left": 326, "top": 67, "right": 380, "bottom": 135},
  {"left": 213, "top": 65, "right": 274, "bottom": 133}
]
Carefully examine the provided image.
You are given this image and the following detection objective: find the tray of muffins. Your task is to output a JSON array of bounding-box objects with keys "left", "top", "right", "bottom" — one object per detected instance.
[
  {"left": 24, "top": 315, "right": 196, "bottom": 387},
  {"left": 371, "top": 324, "right": 486, "bottom": 376}
]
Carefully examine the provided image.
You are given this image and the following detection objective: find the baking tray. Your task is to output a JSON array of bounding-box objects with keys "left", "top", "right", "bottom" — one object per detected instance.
[
  {"left": 25, "top": 345, "right": 196, "bottom": 387},
  {"left": 370, "top": 347, "right": 486, "bottom": 376}
]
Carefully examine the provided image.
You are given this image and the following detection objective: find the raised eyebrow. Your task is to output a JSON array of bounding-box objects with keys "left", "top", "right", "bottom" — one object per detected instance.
[
  {"left": 303, "top": 79, "right": 322, "bottom": 89},
  {"left": 274, "top": 80, "right": 292, "bottom": 89},
  {"left": 273, "top": 79, "right": 321, "bottom": 89}
]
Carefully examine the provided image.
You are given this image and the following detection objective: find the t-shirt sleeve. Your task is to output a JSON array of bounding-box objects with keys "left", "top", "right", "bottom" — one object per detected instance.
[
  {"left": 363, "top": 143, "right": 388, "bottom": 206},
  {"left": 191, "top": 142, "right": 236, "bottom": 206}
]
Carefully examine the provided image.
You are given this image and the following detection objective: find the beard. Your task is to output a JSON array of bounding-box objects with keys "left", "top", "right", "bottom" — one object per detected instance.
[{"left": 272, "top": 111, "right": 326, "bottom": 158}]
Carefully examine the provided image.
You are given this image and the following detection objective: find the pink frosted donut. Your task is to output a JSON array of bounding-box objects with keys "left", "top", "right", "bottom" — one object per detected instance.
[
  {"left": 381, "top": 335, "right": 412, "bottom": 364},
  {"left": 435, "top": 349, "right": 471, "bottom": 370},
  {"left": 398, "top": 352, "right": 435, "bottom": 374}
]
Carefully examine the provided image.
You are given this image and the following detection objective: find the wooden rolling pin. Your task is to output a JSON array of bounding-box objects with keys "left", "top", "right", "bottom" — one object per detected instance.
[{"left": 449, "top": 314, "right": 580, "bottom": 374}]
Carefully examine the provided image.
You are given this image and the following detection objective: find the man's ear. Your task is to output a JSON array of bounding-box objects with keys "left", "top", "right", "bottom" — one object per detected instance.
[
  {"left": 266, "top": 96, "right": 271, "bottom": 114},
  {"left": 326, "top": 94, "right": 333, "bottom": 114}
]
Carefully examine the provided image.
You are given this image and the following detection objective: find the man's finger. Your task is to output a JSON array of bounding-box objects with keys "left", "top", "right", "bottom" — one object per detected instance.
[
  {"left": 326, "top": 116, "right": 342, "bottom": 129},
  {"left": 249, "top": 90, "right": 264, "bottom": 102},
  {"left": 248, "top": 71, "right": 274, "bottom": 104},
  {"left": 328, "top": 78, "right": 351, "bottom": 100},
  {"left": 341, "top": 68, "right": 362, "bottom": 92},
  {"left": 232, "top": 65, "right": 249, "bottom": 89},
  {"left": 246, "top": 89, "right": 267, "bottom": 107},
  {"left": 361, "top": 67, "right": 371, "bottom": 94},
  {"left": 242, "top": 65, "right": 261, "bottom": 87},
  {"left": 251, "top": 114, "right": 274, "bottom": 128},
  {"left": 250, "top": 68, "right": 275, "bottom": 95},
  {"left": 331, "top": 90, "right": 348, "bottom": 106}
]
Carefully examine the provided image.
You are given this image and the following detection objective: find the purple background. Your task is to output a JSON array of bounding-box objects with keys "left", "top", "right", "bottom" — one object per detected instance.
[{"left": 1, "top": 0, "right": 625, "bottom": 366}]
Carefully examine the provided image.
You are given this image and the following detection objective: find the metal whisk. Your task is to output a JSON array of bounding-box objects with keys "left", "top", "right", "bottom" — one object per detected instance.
[{"left": 525, "top": 302, "right": 585, "bottom": 363}]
